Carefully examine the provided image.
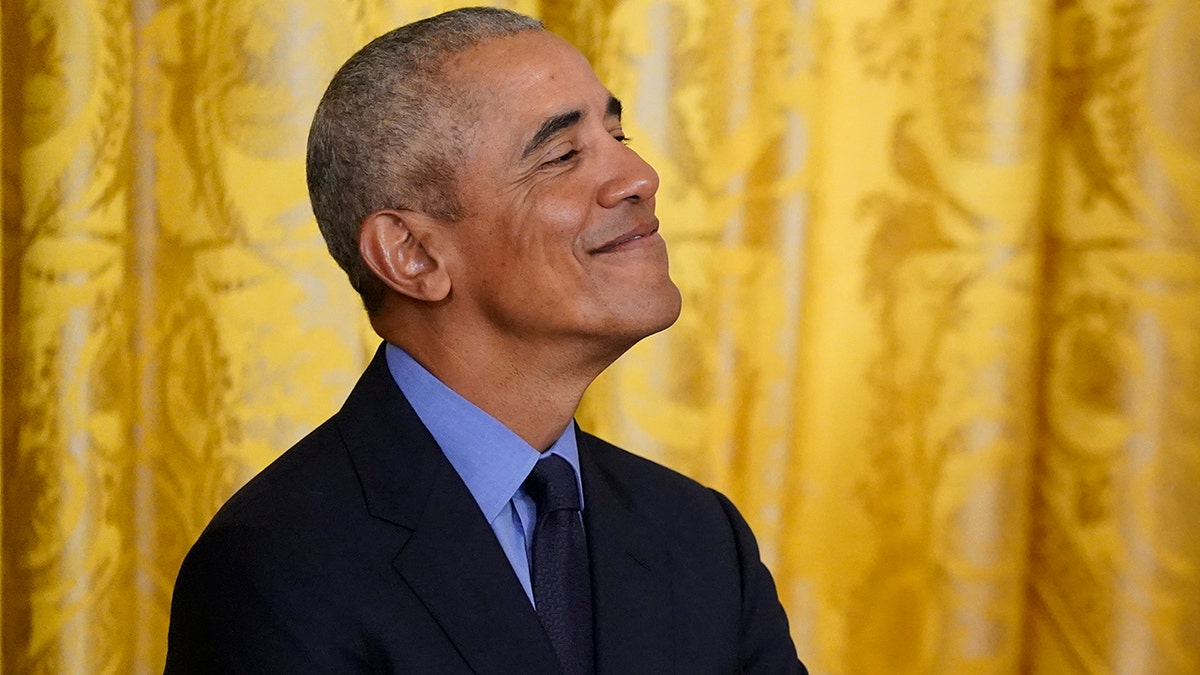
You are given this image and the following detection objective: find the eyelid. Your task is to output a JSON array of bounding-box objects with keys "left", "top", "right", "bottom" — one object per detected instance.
[
  {"left": 540, "top": 146, "right": 578, "bottom": 168},
  {"left": 536, "top": 128, "right": 629, "bottom": 170}
]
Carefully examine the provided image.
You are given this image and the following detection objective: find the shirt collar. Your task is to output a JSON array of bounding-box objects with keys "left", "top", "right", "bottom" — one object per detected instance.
[{"left": 384, "top": 343, "right": 582, "bottom": 523}]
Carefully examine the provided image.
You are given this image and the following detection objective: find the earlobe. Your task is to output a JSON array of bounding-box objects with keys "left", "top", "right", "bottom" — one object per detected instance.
[{"left": 359, "top": 210, "right": 451, "bottom": 302}]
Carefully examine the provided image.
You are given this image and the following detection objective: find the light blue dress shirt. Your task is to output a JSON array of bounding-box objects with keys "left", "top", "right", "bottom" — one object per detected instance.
[{"left": 385, "top": 343, "right": 583, "bottom": 606}]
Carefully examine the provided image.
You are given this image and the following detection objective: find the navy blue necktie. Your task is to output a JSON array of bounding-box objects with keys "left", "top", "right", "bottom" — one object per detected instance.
[{"left": 524, "top": 455, "right": 594, "bottom": 675}]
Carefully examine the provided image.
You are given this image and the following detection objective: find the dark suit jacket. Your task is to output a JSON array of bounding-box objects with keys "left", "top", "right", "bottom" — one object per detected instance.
[{"left": 165, "top": 345, "right": 804, "bottom": 674}]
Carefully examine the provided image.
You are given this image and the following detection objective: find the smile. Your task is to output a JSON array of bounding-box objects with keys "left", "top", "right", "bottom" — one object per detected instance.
[{"left": 590, "top": 220, "right": 661, "bottom": 254}]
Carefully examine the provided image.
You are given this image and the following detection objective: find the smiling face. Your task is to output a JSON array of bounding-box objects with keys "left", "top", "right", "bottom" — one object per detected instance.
[{"left": 432, "top": 31, "right": 681, "bottom": 362}]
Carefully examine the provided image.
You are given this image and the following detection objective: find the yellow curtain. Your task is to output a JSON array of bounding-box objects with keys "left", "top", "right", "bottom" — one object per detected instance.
[{"left": 2, "top": 0, "right": 1197, "bottom": 672}]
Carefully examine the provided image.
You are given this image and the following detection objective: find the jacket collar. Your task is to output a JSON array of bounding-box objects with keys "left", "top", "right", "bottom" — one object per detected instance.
[
  {"left": 334, "top": 344, "right": 560, "bottom": 673},
  {"left": 334, "top": 344, "right": 676, "bottom": 672}
]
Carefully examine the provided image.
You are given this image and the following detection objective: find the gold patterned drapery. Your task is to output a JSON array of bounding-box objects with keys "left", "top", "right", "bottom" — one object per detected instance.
[{"left": 2, "top": 0, "right": 1197, "bottom": 672}]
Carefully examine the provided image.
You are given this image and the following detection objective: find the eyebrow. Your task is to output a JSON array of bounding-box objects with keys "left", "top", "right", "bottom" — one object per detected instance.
[
  {"left": 521, "top": 94, "right": 625, "bottom": 159},
  {"left": 606, "top": 95, "right": 623, "bottom": 119}
]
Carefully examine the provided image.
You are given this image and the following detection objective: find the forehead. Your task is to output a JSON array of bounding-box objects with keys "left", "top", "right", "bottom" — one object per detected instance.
[{"left": 442, "top": 32, "right": 612, "bottom": 141}]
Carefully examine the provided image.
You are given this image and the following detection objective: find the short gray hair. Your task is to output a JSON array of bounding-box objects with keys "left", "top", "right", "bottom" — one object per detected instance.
[{"left": 306, "top": 7, "right": 544, "bottom": 315}]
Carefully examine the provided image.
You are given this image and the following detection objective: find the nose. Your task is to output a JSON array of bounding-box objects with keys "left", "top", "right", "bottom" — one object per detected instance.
[{"left": 597, "top": 141, "right": 660, "bottom": 208}]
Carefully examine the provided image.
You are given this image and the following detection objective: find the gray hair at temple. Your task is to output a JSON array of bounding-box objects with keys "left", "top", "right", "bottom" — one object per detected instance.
[{"left": 306, "top": 7, "right": 544, "bottom": 315}]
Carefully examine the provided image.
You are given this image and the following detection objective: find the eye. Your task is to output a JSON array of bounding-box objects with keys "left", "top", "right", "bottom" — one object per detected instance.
[
  {"left": 542, "top": 148, "right": 578, "bottom": 167},
  {"left": 613, "top": 133, "right": 632, "bottom": 145}
]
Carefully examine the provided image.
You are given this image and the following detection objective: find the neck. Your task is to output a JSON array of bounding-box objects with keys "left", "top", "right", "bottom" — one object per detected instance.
[
  {"left": 376, "top": 313, "right": 620, "bottom": 451},
  {"left": 420, "top": 341, "right": 593, "bottom": 452}
]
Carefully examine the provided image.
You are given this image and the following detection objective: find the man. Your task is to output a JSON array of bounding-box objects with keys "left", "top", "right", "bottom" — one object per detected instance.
[{"left": 166, "top": 7, "right": 804, "bottom": 674}]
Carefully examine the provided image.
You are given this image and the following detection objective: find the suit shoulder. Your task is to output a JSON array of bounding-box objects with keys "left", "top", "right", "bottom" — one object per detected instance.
[
  {"left": 580, "top": 432, "right": 805, "bottom": 672},
  {"left": 579, "top": 431, "right": 726, "bottom": 519},
  {"left": 203, "top": 416, "right": 354, "bottom": 530},
  {"left": 177, "top": 411, "right": 395, "bottom": 588},
  {"left": 580, "top": 431, "right": 707, "bottom": 488}
]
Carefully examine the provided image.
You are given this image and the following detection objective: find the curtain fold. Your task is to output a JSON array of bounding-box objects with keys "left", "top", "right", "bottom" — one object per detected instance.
[
  {"left": 1025, "top": 1, "right": 1200, "bottom": 672},
  {"left": 2, "top": 0, "right": 1196, "bottom": 672},
  {"left": 3, "top": 2, "right": 138, "bottom": 671}
]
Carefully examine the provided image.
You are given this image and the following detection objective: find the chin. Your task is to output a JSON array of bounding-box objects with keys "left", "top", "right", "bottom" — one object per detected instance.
[
  {"left": 613, "top": 279, "right": 682, "bottom": 344},
  {"left": 645, "top": 283, "right": 683, "bottom": 336},
  {"left": 579, "top": 289, "right": 680, "bottom": 376}
]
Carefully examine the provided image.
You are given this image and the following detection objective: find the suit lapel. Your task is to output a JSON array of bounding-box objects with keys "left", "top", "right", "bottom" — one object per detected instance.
[
  {"left": 393, "top": 463, "right": 561, "bottom": 674},
  {"left": 579, "top": 432, "right": 675, "bottom": 674},
  {"left": 336, "top": 345, "right": 560, "bottom": 674}
]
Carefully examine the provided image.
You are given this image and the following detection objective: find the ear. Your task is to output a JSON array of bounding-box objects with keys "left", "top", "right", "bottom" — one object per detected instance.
[{"left": 359, "top": 209, "right": 451, "bottom": 302}]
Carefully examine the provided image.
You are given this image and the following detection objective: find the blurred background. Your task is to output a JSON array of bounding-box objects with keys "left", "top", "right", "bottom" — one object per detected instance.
[{"left": 2, "top": 0, "right": 1198, "bottom": 672}]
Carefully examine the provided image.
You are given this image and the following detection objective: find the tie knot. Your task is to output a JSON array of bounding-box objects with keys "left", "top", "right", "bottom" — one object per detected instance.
[{"left": 524, "top": 454, "right": 581, "bottom": 513}]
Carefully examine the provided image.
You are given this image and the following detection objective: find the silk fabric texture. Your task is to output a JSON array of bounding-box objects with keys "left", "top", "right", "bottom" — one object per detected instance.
[{"left": 3, "top": 1, "right": 1199, "bottom": 673}]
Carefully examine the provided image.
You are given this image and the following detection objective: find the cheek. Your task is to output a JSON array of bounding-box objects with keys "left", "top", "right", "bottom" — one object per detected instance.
[{"left": 516, "top": 207, "right": 588, "bottom": 266}]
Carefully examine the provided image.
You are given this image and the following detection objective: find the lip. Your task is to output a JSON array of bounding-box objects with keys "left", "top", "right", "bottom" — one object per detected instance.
[{"left": 589, "top": 219, "right": 660, "bottom": 254}]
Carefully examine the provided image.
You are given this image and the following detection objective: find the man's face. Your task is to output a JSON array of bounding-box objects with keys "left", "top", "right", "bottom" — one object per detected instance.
[{"left": 433, "top": 30, "right": 681, "bottom": 358}]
